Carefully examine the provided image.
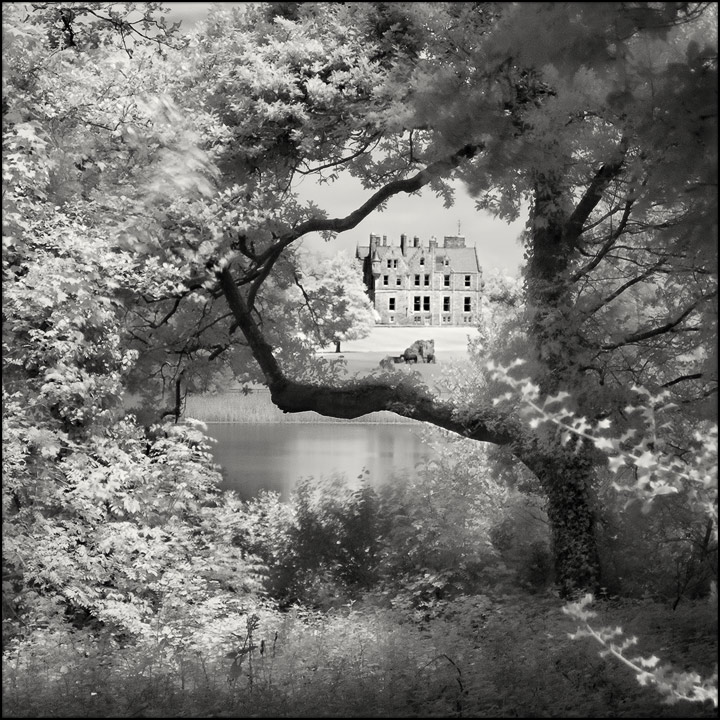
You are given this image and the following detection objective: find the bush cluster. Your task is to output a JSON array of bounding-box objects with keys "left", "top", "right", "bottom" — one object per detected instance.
[
  {"left": 237, "top": 450, "right": 554, "bottom": 615},
  {"left": 239, "top": 449, "right": 715, "bottom": 615}
]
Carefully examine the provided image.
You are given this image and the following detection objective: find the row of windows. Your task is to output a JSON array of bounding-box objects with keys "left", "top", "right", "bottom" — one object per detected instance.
[
  {"left": 387, "top": 296, "right": 473, "bottom": 312},
  {"left": 386, "top": 257, "right": 451, "bottom": 268},
  {"left": 391, "top": 315, "right": 474, "bottom": 324},
  {"left": 382, "top": 274, "right": 473, "bottom": 287},
  {"left": 388, "top": 315, "right": 473, "bottom": 325}
]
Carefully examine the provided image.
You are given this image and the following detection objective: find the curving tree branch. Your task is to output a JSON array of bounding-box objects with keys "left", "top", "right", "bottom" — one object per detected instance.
[
  {"left": 218, "top": 265, "right": 518, "bottom": 446},
  {"left": 601, "top": 290, "right": 718, "bottom": 350}
]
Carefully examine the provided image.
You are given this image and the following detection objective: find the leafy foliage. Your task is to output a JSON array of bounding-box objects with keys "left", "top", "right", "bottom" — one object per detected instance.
[
  {"left": 235, "top": 431, "right": 553, "bottom": 615},
  {"left": 296, "top": 251, "right": 379, "bottom": 351},
  {"left": 564, "top": 593, "right": 718, "bottom": 708},
  {"left": 488, "top": 359, "right": 718, "bottom": 704},
  {"left": 2, "top": 0, "right": 268, "bottom": 666},
  {"left": 488, "top": 359, "right": 717, "bottom": 532}
]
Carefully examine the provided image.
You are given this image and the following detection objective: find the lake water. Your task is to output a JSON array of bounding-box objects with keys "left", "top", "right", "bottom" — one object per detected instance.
[{"left": 205, "top": 422, "right": 434, "bottom": 500}]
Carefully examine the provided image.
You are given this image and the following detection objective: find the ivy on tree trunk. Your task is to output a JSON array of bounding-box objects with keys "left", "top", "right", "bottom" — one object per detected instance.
[{"left": 523, "top": 448, "right": 602, "bottom": 597}]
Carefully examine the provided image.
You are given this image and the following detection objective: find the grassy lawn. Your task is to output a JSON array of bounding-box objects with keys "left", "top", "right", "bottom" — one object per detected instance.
[
  {"left": 319, "top": 325, "right": 475, "bottom": 384},
  {"left": 324, "top": 325, "right": 477, "bottom": 353}
]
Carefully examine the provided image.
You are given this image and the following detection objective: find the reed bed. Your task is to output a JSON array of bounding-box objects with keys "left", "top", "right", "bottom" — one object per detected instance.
[{"left": 184, "top": 390, "right": 416, "bottom": 424}]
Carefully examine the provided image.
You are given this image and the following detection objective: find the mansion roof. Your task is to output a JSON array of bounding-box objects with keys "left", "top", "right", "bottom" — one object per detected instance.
[{"left": 356, "top": 241, "right": 481, "bottom": 275}]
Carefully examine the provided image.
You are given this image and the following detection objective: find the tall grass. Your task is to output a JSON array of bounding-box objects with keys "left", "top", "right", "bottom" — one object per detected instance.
[
  {"left": 4, "top": 596, "right": 716, "bottom": 717},
  {"left": 184, "top": 390, "right": 415, "bottom": 425}
]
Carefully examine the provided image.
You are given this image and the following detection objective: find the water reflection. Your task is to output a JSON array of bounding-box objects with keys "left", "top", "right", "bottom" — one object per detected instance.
[{"left": 204, "top": 422, "right": 433, "bottom": 500}]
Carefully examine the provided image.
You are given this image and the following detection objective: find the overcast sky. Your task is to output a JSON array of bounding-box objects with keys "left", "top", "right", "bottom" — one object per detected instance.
[{"left": 164, "top": 2, "right": 527, "bottom": 274}]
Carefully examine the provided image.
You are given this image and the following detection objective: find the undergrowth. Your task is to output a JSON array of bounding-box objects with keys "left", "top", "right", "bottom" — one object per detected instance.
[{"left": 3, "top": 593, "right": 716, "bottom": 717}]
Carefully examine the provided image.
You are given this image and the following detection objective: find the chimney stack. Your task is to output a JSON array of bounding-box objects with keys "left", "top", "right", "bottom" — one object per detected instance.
[
  {"left": 400, "top": 233, "right": 407, "bottom": 255},
  {"left": 369, "top": 233, "right": 380, "bottom": 255}
]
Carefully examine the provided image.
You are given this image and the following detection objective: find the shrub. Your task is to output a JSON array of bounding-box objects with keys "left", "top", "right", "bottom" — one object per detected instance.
[{"left": 596, "top": 488, "right": 717, "bottom": 604}]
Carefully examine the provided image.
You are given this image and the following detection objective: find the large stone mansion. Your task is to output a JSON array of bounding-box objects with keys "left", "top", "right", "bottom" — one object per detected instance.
[{"left": 356, "top": 232, "right": 483, "bottom": 326}]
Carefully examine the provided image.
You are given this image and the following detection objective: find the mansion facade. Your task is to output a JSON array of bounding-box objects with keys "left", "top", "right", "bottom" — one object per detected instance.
[{"left": 356, "top": 232, "right": 484, "bottom": 326}]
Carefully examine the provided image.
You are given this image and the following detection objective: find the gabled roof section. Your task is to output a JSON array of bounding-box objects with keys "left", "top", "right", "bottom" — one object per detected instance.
[
  {"left": 356, "top": 244, "right": 480, "bottom": 274},
  {"left": 356, "top": 245, "right": 399, "bottom": 259},
  {"left": 431, "top": 248, "right": 480, "bottom": 274}
]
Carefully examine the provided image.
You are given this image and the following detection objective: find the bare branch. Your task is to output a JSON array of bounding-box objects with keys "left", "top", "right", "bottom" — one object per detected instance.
[
  {"left": 296, "top": 133, "right": 383, "bottom": 175},
  {"left": 661, "top": 373, "right": 704, "bottom": 388},
  {"left": 286, "top": 143, "right": 480, "bottom": 239},
  {"left": 569, "top": 198, "right": 634, "bottom": 283},
  {"left": 150, "top": 295, "right": 184, "bottom": 329},
  {"left": 292, "top": 270, "right": 323, "bottom": 343},
  {"left": 195, "top": 310, "right": 235, "bottom": 336},
  {"left": 601, "top": 290, "right": 718, "bottom": 350},
  {"left": 582, "top": 258, "right": 667, "bottom": 317},
  {"left": 578, "top": 202, "right": 625, "bottom": 235},
  {"left": 219, "top": 267, "right": 287, "bottom": 388}
]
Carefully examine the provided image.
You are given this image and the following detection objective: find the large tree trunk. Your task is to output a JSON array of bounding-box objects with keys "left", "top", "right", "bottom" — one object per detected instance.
[
  {"left": 334, "top": 340, "right": 341, "bottom": 353},
  {"left": 515, "top": 171, "right": 622, "bottom": 596},
  {"left": 522, "top": 448, "right": 602, "bottom": 597}
]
